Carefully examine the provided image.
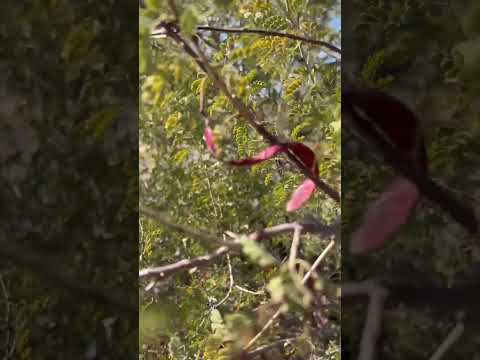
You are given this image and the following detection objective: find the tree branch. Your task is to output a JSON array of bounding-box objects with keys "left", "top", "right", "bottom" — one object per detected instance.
[
  {"left": 139, "top": 245, "right": 230, "bottom": 279},
  {"left": 246, "top": 337, "right": 296, "bottom": 358},
  {"left": 196, "top": 25, "right": 341, "bottom": 54},
  {"left": 358, "top": 287, "right": 388, "bottom": 360},
  {"left": 430, "top": 322, "right": 464, "bottom": 360},
  {"left": 139, "top": 216, "right": 338, "bottom": 280}
]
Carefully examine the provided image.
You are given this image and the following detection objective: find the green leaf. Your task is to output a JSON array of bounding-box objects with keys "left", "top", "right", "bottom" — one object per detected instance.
[
  {"left": 174, "top": 148, "right": 190, "bottom": 164},
  {"left": 456, "top": 36, "right": 480, "bottom": 71},
  {"left": 266, "top": 276, "right": 285, "bottom": 302},
  {"left": 239, "top": 236, "right": 277, "bottom": 267},
  {"left": 330, "top": 120, "right": 340, "bottom": 134},
  {"left": 145, "top": 0, "right": 161, "bottom": 11},
  {"left": 214, "top": 0, "right": 234, "bottom": 9},
  {"left": 180, "top": 7, "right": 198, "bottom": 37},
  {"left": 210, "top": 309, "right": 223, "bottom": 325},
  {"left": 84, "top": 106, "right": 121, "bottom": 138},
  {"left": 139, "top": 14, "right": 157, "bottom": 34}
]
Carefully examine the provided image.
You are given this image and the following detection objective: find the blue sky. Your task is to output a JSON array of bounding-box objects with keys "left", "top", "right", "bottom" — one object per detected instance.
[{"left": 330, "top": 16, "right": 340, "bottom": 31}]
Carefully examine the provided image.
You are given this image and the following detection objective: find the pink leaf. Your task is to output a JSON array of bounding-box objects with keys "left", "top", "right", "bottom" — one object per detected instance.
[
  {"left": 204, "top": 125, "right": 218, "bottom": 156},
  {"left": 229, "top": 144, "right": 286, "bottom": 166},
  {"left": 286, "top": 178, "right": 316, "bottom": 212},
  {"left": 350, "top": 177, "right": 420, "bottom": 255}
]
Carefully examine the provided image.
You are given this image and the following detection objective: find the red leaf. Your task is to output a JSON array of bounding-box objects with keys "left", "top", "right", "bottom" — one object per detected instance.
[
  {"left": 231, "top": 142, "right": 319, "bottom": 175},
  {"left": 230, "top": 142, "right": 319, "bottom": 211},
  {"left": 344, "top": 91, "right": 428, "bottom": 170},
  {"left": 286, "top": 143, "right": 318, "bottom": 174},
  {"left": 344, "top": 92, "right": 419, "bottom": 152},
  {"left": 204, "top": 125, "right": 218, "bottom": 156},
  {"left": 286, "top": 178, "right": 316, "bottom": 212},
  {"left": 350, "top": 177, "right": 420, "bottom": 254},
  {"left": 229, "top": 144, "right": 286, "bottom": 166}
]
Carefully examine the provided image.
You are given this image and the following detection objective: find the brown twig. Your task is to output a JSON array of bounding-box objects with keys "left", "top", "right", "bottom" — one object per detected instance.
[
  {"left": 358, "top": 286, "right": 388, "bottom": 360},
  {"left": 429, "top": 322, "right": 464, "bottom": 360},
  {"left": 302, "top": 239, "right": 336, "bottom": 283},
  {"left": 248, "top": 219, "right": 339, "bottom": 242},
  {"left": 288, "top": 224, "right": 302, "bottom": 272},
  {"left": 139, "top": 245, "right": 230, "bottom": 279},
  {"left": 196, "top": 25, "right": 341, "bottom": 54},
  {"left": 246, "top": 337, "right": 296, "bottom": 358}
]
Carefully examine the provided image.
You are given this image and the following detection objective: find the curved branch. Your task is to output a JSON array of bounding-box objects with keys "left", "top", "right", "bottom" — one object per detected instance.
[{"left": 196, "top": 25, "right": 341, "bottom": 54}]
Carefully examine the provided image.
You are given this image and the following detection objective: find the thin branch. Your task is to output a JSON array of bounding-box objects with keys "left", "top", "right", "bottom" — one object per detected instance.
[
  {"left": 302, "top": 239, "right": 336, "bottom": 284},
  {"left": 248, "top": 219, "right": 339, "bottom": 242},
  {"left": 341, "top": 280, "right": 378, "bottom": 297},
  {"left": 244, "top": 305, "right": 284, "bottom": 351},
  {"left": 139, "top": 246, "right": 231, "bottom": 279},
  {"left": 288, "top": 224, "right": 302, "bottom": 272},
  {"left": 212, "top": 249, "right": 234, "bottom": 308},
  {"left": 358, "top": 286, "right": 389, "bottom": 360},
  {"left": 196, "top": 33, "right": 219, "bottom": 50},
  {"left": 196, "top": 25, "right": 341, "bottom": 54},
  {"left": 429, "top": 322, "right": 464, "bottom": 360},
  {"left": 246, "top": 337, "right": 296, "bottom": 358},
  {"left": 235, "top": 285, "right": 265, "bottom": 295}
]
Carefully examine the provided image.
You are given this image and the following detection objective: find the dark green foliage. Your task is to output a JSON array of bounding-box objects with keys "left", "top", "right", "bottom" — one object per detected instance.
[{"left": 1, "top": 0, "right": 137, "bottom": 358}]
